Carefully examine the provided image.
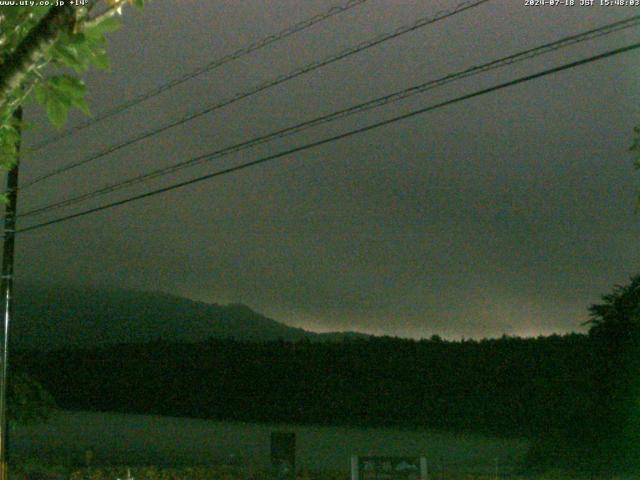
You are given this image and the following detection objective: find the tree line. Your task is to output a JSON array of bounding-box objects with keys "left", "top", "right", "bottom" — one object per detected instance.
[
  {"left": 11, "top": 332, "right": 636, "bottom": 471},
  {"left": 13, "top": 275, "right": 640, "bottom": 473}
]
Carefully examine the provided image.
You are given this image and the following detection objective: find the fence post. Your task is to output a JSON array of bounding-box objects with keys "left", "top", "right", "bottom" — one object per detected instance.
[
  {"left": 420, "top": 457, "right": 428, "bottom": 480},
  {"left": 351, "top": 455, "right": 359, "bottom": 480}
]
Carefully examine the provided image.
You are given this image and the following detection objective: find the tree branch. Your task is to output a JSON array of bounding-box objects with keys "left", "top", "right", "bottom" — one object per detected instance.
[
  {"left": 83, "top": 0, "right": 128, "bottom": 30},
  {"left": 0, "top": 5, "right": 76, "bottom": 110}
]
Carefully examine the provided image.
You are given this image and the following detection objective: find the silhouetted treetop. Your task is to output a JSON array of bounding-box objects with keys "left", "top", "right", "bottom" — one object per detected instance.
[{"left": 586, "top": 274, "right": 640, "bottom": 340}]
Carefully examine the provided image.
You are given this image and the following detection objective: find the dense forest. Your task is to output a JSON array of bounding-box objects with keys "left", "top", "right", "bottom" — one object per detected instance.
[
  {"left": 13, "top": 331, "right": 639, "bottom": 472},
  {"left": 13, "top": 275, "right": 640, "bottom": 473},
  {"left": 11, "top": 334, "right": 599, "bottom": 433}
]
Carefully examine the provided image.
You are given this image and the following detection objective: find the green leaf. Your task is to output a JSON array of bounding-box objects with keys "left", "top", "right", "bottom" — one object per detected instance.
[
  {"left": 89, "top": 47, "right": 110, "bottom": 71},
  {"left": 65, "top": 32, "right": 86, "bottom": 46},
  {"left": 73, "top": 40, "right": 97, "bottom": 68},
  {"left": 46, "top": 97, "right": 68, "bottom": 129},
  {"left": 1, "top": 126, "right": 19, "bottom": 147},
  {"left": 1, "top": 0, "right": 144, "bottom": 135},
  {"left": 46, "top": 86, "right": 71, "bottom": 109},
  {"left": 49, "top": 75, "right": 86, "bottom": 99},
  {"left": 84, "top": 17, "right": 121, "bottom": 40},
  {"left": 99, "top": 17, "right": 122, "bottom": 33},
  {"left": 70, "top": 96, "right": 91, "bottom": 116},
  {"left": 50, "top": 43, "right": 86, "bottom": 72},
  {"left": 132, "top": 0, "right": 145, "bottom": 11},
  {"left": 34, "top": 83, "right": 48, "bottom": 105},
  {"left": 83, "top": 31, "right": 107, "bottom": 50},
  {"left": 0, "top": 132, "right": 18, "bottom": 169}
]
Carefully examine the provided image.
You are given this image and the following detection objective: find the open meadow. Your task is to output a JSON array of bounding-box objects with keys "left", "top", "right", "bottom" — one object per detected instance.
[{"left": 10, "top": 410, "right": 528, "bottom": 475}]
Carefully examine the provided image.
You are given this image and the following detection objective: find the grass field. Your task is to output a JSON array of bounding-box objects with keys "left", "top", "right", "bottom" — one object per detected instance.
[{"left": 10, "top": 410, "right": 528, "bottom": 474}]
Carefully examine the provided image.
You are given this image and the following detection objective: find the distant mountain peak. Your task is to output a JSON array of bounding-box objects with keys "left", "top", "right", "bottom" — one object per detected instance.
[{"left": 12, "top": 284, "right": 370, "bottom": 350}]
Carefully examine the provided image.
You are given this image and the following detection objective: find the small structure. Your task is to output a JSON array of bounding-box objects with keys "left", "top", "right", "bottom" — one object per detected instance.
[
  {"left": 351, "top": 456, "right": 428, "bottom": 480},
  {"left": 271, "top": 432, "right": 295, "bottom": 480}
]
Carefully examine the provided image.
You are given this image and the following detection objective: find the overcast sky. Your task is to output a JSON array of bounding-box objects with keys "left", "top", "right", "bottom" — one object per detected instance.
[{"left": 12, "top": 0, "right": 640, "bottom": 339}]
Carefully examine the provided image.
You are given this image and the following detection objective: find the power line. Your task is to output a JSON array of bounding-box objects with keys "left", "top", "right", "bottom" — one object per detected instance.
[
  {"left": 22, "top": 0, "right": 490, "bottom": 189},
  {"left": 18, "top": 15, "right": 640, "bottom": 219},
  {"left": 16, "top": 41, "right": 640, "bottom": 235},
  {"left": 30, "top": 0, "right": 372, "bottom": 151}
]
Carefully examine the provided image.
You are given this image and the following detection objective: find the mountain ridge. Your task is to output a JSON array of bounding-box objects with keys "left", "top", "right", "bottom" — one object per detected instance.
[{"left": 11, "top": 284, "right": 370, "bottom": 350}]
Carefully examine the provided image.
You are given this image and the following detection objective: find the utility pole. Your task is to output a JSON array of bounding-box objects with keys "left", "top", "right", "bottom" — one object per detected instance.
[{"left": 0, "top": 107, "right": 22, "bottom": 480}]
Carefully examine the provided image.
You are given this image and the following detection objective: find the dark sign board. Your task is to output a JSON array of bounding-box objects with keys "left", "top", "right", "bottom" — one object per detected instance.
[
  {"left": 271, "top": 432, "right": 295, "bottom": 480},
  {"left": 352, "top": 456, "right": 427, "bottom": 480}
]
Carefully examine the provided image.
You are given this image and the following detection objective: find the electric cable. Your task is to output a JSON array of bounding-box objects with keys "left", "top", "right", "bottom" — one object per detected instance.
[
  {"left": 30, "top": 0, "right": 372, "bottom": 151},
  {"left": 22, "top": 0, "right": 490, "bottom": 189},
  {"left": 16, "top": 41, "right": 640, "bottom": 235},
  {"left": 18, "top": 15, "right": 640, "bottom": 219}
]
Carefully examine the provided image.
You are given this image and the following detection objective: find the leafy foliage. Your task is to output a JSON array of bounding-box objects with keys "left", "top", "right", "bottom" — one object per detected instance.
[
  {"left": 7, "top": 370, "right": 55, "bottom": 425},
  {"left": 35, "top": 74, "right": 89, "bottom": 128},
  {"left": 0, "top": 1, "right": 146, "bottom": 172},
  {"left": 583, "top": 275, "right": 640, "bottom": 472},
  {"left": 631, "top": 126, "right": 640, "bottom": 205},
  {"left": 18, "top": 334, "right": 599, "bottom": 437},
  {"left": 586, "top": 273, "right": 640, "bottom": 339},
  {"left": 0, "top": 0, "right": 146, "bottom": 422},
  {"left": 15, "top": 277, "right": 640, "bottom": 473}
]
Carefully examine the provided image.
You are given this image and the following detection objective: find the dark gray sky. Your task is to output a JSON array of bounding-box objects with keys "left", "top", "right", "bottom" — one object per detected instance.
[{"left": 13, "top": 0, "right": 640, "bottom": 339}]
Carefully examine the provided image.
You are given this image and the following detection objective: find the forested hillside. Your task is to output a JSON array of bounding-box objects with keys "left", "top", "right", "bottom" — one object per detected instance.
[
  {"left": 12, "top": 285, "right": 368, "bottom": 349},
  {"left": 13, "top": 277, "right": 640, "bottom": 473},
  {"left": 13, "top": 333, "right": 624, "bottom": 438}
]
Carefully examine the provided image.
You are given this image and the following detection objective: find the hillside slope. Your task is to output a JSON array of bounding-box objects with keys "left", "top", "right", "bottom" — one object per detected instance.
[{"left": 11, "top": 284, "right": 367, "bottom": 349}]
